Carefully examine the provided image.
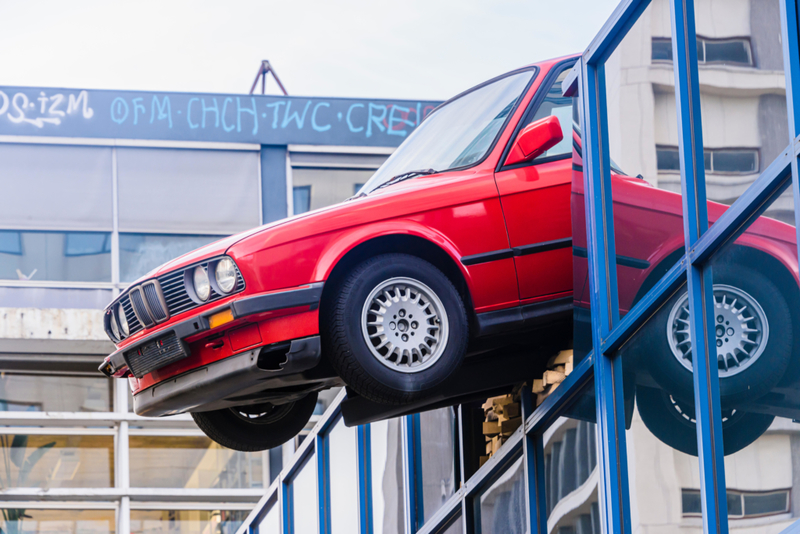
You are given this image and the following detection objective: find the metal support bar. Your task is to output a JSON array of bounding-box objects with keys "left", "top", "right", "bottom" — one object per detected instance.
[
  {"left": 579, "top": 54, "right": 631, "bottom": 534},
  {"left": 780, "top": 0, "right": 800, "bottom": 280},
  {"left": 669, "top": 0, "right": 729, "bottom": 531}
]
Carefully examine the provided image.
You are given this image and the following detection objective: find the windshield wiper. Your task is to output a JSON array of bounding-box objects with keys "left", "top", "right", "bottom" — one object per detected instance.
[{"left": 371, "top": 168, "right": 439, "bottom": 193}]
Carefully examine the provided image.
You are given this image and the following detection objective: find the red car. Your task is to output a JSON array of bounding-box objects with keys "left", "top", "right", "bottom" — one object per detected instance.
[{"left": 100, "top": 55, "right": 800, "bottom": 453}]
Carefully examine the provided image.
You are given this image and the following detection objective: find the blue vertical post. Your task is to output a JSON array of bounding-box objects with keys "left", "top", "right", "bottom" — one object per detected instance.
[
  {"left": 669, "top": 0, "right": 729, "bottom": 531},
  {"left": 357, "top": 425, "right": 373, "bottom": 534},
  {"left": 318, "top": 435, "right": 331, "bottom": 534},
  {"left": 579, "top": 56, "right": 632, "bottom": 534},
  {"left": 261, "top": 145, "right": 289, "bottom": 224},
  {"left": 780, "top": 0, "right": 800, "bottom": 249},
  {"left": 520, "top": 388, "right": 545, "bottom": 534}
]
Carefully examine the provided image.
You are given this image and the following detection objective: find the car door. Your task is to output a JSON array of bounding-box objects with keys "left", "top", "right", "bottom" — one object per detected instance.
[{"left": 493, "top": 62, "right": 576, "bottom": 302}]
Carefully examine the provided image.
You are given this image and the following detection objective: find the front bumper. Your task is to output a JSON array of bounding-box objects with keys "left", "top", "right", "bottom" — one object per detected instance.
[
  {"left": 99, "top": 282, "right": 324, "bottom": 378},
  {"left": 133, "top": 336, "right": 323, "bottom": 417}
]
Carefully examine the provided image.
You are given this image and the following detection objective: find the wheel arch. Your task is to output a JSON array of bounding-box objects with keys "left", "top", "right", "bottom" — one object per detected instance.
[
  {"left": 319, "top": 233, "right": 477, "bottom": 325},
  {"left": 634, "top": 243, "right": 800, "bottom": 317}
]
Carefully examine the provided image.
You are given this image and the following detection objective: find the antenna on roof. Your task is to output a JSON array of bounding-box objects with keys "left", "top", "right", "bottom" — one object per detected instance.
[{"left": 249, "top": 60, "right": 288, "bottom": 96}]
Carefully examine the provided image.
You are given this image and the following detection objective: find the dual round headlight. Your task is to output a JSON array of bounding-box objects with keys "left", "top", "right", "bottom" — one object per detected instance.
[
  {"left": 108, "top": 303, "right": 130, "bottom": 342},
  {"left": 192, "top": 257, "right": 237, "bottom": 302}
]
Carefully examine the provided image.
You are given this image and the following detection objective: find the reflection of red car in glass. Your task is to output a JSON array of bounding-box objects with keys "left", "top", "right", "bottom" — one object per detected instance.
[{"left": 98, "top": 55, "right": 799, "bottom": 453}]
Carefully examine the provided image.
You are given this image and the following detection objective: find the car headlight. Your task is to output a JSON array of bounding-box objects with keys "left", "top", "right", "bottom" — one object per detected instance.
[
  {"left": 108, "top": 309, "right": 120, "bottom": 341},
  {"left": 117, "top": 303, "right": 129, "bottom": 337},
  {"left": 193, "top": 265, "right": 211, "bottom": 301},
  {"left": 215, "top": 257, "right": 237, "bottom": 294}
]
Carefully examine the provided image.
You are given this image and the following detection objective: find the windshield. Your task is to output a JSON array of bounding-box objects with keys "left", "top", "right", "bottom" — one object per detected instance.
[{"left": 359, "top": 69, "right": 535, "bottom": 194}]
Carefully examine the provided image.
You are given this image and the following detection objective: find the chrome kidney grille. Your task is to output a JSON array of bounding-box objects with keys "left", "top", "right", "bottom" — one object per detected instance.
[{"left": 107, "top": 260, "right": 245, "bottom": 341}]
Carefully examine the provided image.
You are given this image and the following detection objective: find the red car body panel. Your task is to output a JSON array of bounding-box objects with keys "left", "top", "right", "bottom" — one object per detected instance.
[{"left": 100, "top": 54, "right": 799, "bottom": 412}]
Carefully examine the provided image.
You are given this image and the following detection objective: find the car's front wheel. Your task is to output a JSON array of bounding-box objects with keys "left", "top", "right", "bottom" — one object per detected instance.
[
  {"left": 191, "top": 392, "right": 318, "bottom": 452},
  {"left": 324, "top": 253, "right": 469, "bottom": 405}
]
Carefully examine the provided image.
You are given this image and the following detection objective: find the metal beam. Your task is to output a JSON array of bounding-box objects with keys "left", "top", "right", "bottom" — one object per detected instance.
[
  {"left": 579, "top": 55, "right": 632, "bottom": 534},
  {"left": 584, "top": 0, "right": 652, "bottom": 65},
  {"left": 669, "top": 0, "right": 729, "bottom": 531}
]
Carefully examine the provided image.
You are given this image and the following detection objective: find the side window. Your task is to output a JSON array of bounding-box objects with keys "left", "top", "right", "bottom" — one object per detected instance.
[{"left": 520, "top": 68, "right": 577, "bottom": 161}]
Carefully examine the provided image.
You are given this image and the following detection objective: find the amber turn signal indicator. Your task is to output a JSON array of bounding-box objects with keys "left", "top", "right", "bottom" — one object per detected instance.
[{"left": 208, "top": 309, "right": 234, "bottom": 329}]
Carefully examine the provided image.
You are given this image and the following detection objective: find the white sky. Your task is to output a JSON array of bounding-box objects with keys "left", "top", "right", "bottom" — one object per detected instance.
[{"left": 0, "top": 0, "right": 620, "bottom": 101}]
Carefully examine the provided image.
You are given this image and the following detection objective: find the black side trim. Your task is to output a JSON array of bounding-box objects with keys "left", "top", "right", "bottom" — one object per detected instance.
[
  {"left": 513, "top": 238, "right": 572, "bottom": 257},
  {"left": 572, "top": 246, "right": 651, "bottom": 270},
  {"left": 460, "top": 249, "right": 514, "bottom": 266},
  {"left": 460, "top": 238, "right": 573, "bottom": 266},
  {"left": 475, "top": 296, "right": 573, "bottom": 337},
  {"left": 231, "top": 282, "right": 325, "bottom": 318}
]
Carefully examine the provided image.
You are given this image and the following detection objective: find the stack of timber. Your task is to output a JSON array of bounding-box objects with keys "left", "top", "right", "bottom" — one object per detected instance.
[
  {"left": 531, "top": 350, "right": 574, "bottom": 406},
  {"left": 479, "top": 393, "right": 522, "bottom": 467}
]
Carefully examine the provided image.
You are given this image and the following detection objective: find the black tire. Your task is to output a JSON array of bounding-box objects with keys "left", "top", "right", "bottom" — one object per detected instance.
[
  {"left": 323, "top": 253, "right": 469, "bottom": 405},
  {"left": 191, "top": 392, "right": 318, "bottom": 452},
  {"left": 641, "top": 263, "right": 792, "bottom": 406},
  {"left": 636, "top": 385, "right": 773, "bottom": 456}
]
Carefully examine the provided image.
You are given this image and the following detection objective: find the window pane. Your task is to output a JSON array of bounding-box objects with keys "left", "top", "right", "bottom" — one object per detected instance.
[
  {"left": 258, "top": 503, "right": 280, "bottom": 534},
  {"left": 371, "top": 418, "right": 405, "bottom": 534},
  {"left": 417, "top": 408, "right": 457, "bottom": 525},
  {"left": 655, "top": 147, "right": 681, "bottom": 171},
  {"left": 130, "top": 509, "right": 248, "bottom": 534},
  {"left": 292, "top": 168, "right": 377, "bottom": 210},
  {"left": 119, "top": 233, "right": 221, "bottom": 283},
  {"left": 0, "top": 373, "right": 111, "bottom": 412},
  {"left": 681, "top": 490, "right": 702, "bottom": 515},
  {"left": 291, "top": 455, "right": 318, "bottom": 534},
  {"left": 293, "top": 186, "right": 311, "bottom": 215},
  {"left": 0, "top": 508, "right": 115, "bottom": 533},
  {"left": 0, "top": 434, "right": 113, "bottom": 488},
  {"left": 0, "top": 231, "right": 111, "bottom": 282},
  {"left": 543, "top": 381, "right": 599, "bottom": 533},
  {"left": 652, "top": 38, "right": 673, "bottom": 61},
  {"left": 704, "top": 40, "right": 751, "bottom": 65},
  {"left": 329, "top": 418, "right": 359, "bottom": 534},
  {"left": 129, "top": 436, "right": 263, "bottom": 489},
  {"left": 522, "top": 69, "right": 575, "bottom": 160},
  {"left": 476, "top": 455, "right": 526, "bottom": 534},
  {"left": 727, "top": 492, "right": 743, "bottom": 517},
  {"left": 117, "top": 148, "right": 260, "bottom": 234},
  {"left": 362, "top": 70, "right": 533, "bottom": 193},
  {"left": 743, "top": 491, "right": 789, "bottom": 516},
  {"left": 0, "top": 144, "right": 112, "bottom": 231},
  {"left": 710, "top": 149, "right": 758, "bottom": 174}
]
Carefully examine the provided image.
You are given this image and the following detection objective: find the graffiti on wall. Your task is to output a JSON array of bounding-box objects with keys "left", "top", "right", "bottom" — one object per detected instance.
[{"left": 0, "top": 87, "right": 440, "bottom": 147}]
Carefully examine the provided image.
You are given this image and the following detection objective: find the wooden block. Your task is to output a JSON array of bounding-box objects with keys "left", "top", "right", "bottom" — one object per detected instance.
[
  {"left": 482, "top": 399, "right": 494, "bottom": 412},
  {"left": 492, "top": 395, "right": 514, "bottom": 407},
  {"left": 547, "top": 350, "right": 573, "bottom": 367},
  {"left": 491, "top": 435, "right": 503, "bottom": 455},
  {"left": 500, "top": 416, "right": 522, "bottom": 434},
  {"left": 486, "top": 441, "right": 493, "bottom": 455},
  {"left": 553, "top": 365, "right": 565, "bottom": 374},
  {"left": 565, "top": 361, "right": 574, "bottom": 375},
  {"left": 479, "top": 455, "right": 490, "bottom": 467},
  {"left": 543, "top": 370, "right": 566, "bottom": 386},
  {"left": 532, "top": 379, "right": 545, "bottom": 394},
  {"left": 482, "top": 420, "right": 501, "bottom": 435},
  {"left": 497, "top": 403, "right": 520, "bottom": 419}
]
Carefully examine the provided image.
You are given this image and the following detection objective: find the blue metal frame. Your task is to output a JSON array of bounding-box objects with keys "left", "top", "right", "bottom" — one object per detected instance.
[{"left": 235, "top": 2, "right": 800, "bottom": 533}]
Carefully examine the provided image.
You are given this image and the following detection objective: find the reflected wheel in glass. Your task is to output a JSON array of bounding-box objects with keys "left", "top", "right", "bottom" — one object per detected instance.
[{"left": 667, "top": 284, "right": 769, "bottom": 378}]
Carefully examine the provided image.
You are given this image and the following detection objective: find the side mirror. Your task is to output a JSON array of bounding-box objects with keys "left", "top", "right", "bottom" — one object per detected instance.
[{"left": 504, "top": 115, "right": 564, "bottom": 166}]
